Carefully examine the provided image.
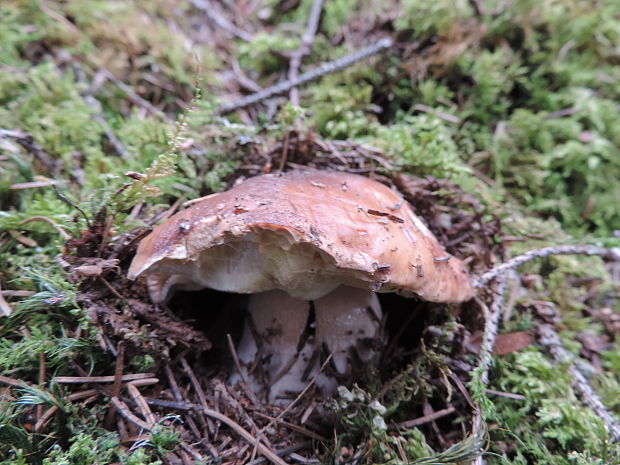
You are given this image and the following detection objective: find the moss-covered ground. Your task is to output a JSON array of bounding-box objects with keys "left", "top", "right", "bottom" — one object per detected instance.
[{"left": 1, "top": 1, "right": 619, "bottom": 464}]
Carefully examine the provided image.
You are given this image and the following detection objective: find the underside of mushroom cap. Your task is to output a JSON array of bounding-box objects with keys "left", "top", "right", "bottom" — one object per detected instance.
[{"left": 128, "top": 170, "right": 474, "bottom": 303}]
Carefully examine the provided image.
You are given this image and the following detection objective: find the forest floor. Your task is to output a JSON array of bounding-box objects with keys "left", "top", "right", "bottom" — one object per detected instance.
[{"left": 1, "top": 1, "right": 619, "bottom": 464}]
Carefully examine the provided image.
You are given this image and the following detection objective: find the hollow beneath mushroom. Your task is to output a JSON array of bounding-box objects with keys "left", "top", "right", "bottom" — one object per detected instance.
[{"left": 168, "top": 287, "right": 426, "bottom": 402}]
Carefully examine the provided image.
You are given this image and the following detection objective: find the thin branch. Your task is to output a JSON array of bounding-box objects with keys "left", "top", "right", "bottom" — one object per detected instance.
[
  {"left": 0, "top": 282, "right": 13, "bottom": 317},
  {"left": 84, "top": 93, "right": 131, "bottom": 159},
  {"left": 227, "top": 333, "right": 251, "bottom": 389},
  {"left": 288, "top": 0, "right": 323, "bottom": 106},
  {"left": 201, "top": 407, "right": 288, "bottom": 465},
  {"left": 268, "top": 353, "right": 332, "bottom": 427},
  {"left": 36, "top": 352, "right": 46, "bottom": 422},
  {"left": 218, "top": 37, "right": 393, "bottom": 115},
  {"left": 188, "top": 0, "right": 253, "bottom": 42},
  {"left": 412, "top": 103, "right": 460, "bottom": 124},
  {"left": 53, "top": 373, "right": 155, "bottom": 383},
  {"left": 394, "top": 406, "right": 457, "bottom": 429},
  {"left": 253, "top": 413, "right": 328, "bottom": 442},
  {"left": 52, "top": 185, "right": 91, "bottom": 228},
  {"left": 110, "top": 396, "right": 152, "bottom": 431},
  {"left": 127, "top": 382, "right": 157, "bottom": 426},
  {"left": 19, "top": 216, "right": 71, "bottom": 240},
  {"left": 471, "top": 275, "right": 508, "bottom": 465},
  {"left": 476, "top": 245, "right": 620, "bottom": 287},
  {"left": 538, "top": 324, "right": 620, "bottom": 442},
  {"left": 98, "top": 69, "right": 174, "bottom": 124},
  {"left": 143, "top": 396, "right": 287, "bottom": 465},
  {"left": 105, "top": 342, "right": 125, "bottom": 429}
]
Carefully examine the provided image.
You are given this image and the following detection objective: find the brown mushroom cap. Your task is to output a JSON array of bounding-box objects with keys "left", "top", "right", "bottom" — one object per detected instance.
[{"left": 128, "top": 170, "right": 473, "bottom": 303}]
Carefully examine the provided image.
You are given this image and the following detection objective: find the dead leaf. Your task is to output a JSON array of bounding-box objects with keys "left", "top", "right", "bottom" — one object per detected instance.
[{"left": 492, "top": 332, "right": 533, "bottom": 355}]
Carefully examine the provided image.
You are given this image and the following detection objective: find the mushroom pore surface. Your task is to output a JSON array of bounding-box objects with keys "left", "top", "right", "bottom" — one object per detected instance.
[{"left": 128, "top": 170, "right": 473, "bottom": 302}]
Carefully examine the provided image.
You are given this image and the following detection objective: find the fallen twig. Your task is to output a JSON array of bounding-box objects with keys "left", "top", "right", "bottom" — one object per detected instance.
[
  {"left": 143, "top": 396, "right": 288, "bottom": 465},
  {"left": 476, "top": 245, "right": 620, "bottom": 287},
  {"left": 412, "top": 103, "right": 461, "bottom": 124},
  {"left": 247, "top": 442, "right": 313, "bottom": 465},
  {"left": 84, "top": 94, "right": 131, "bottom": 159},
  {"left": 19, "top": 216, "right": 72, "bottom": 240},
  {"left": 202, "top": 407, "right": 288, "bottom": 465},
  {"left": 98, "top": 69, "right": 174, "bottom": 124},
  {"left": 288, "top": 0, "right": 323, "bottom": 106},
  {"left": 53, "top": 373, "right": 156, "bottom": 384},
  {"left": 36, "top": 352, "right": 46, "bottom": 423},
  {"left": 105, "top": 342, "right": 126, "bottom": 429},
  {"left": 188, "top": 0, "right": 253, "bottom": 42},
  {"left": 394, "top": 406, "right": 457, "bottom": 429},
  {"left": 0, "top": 282, "right": 13, "bottom": 317},
  {"left": 538, "top": 324, "right": 620, "bottom": 442},
  {"left": 253, "top": 412, "right": 327, "bottom": 442},
  {"left": 111, "top": 396, "right": 152, "bottom": 431},
  {"left": 470, "top": 275, "right": 508, "bottom": 465},
  {"left": 127, "top": 382, "right": 157, "bottom": 426},
  {"left": 218, "top": 37, "right": 393, "bottom": 115},
  {"left": 0, "top": 128, "right": 58, "bottom": 171}
]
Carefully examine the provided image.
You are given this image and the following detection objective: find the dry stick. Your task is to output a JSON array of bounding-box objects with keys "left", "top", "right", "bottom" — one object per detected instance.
[
  {"left": 412, "top": 103, "right": 461, "bottom": 124},
  {"left": 163, "top": 366, "right": 213, "bottom": 462},
  {"left": 288, "top": 0, "right": 323, "bottom": 106},
  {"left": 247, "top": 442, "right": 312, "bottom": 465},
  {"left": 180, "top": 357, "right": 216, "bottom": 436},
  {"left": 177, "top": 360, "right": 287, "bottom": 465},
  {"left": 188, "top": 0, "right": 253, "bottom": 42},
  {"left": 253, "top": 413, "right": 328, "bottom": 442},
  {"left": 98, "top": 69, "right": 174, "bottom": 124},
  {"left": 218, "top": 37, "right": 393, "bottom": 115},
  {"left": 394, "top": 406, "right": 457, "bottom": 430},
  {"left": 110, "top": 397, "right": 152, "bottom": 431},
  {"left": 471, "top": 275, "right": 508, "bottom": 465},
  {"left": 19, "top": 216, "right": 71, "bottom": 240},
  {"left": 36, "top": 352, "right": 46, "bottom": 423},
  {"left": 127, "top": 382, "right": 158, "bottom": 426},
  {"left": 538, "top": 324, "right": 620, "bottom": 442},
  {"left": 1, "top": 290, "right": 35, "bottom": 297},
  {"left": 270, "top": 353, "right": 333, "bottom": 426},
  {"left": 0, "top": 281, "right": 12, "bottom": 317},
  {"left": 248, "top": 354, "right": 333, "bottom": 461},
  {"left": 53, "top": 373, "right": 155, "bottom": 384},
  {"left": 164, "top": 365, "right": 208, "bottom": 454},
  {"left": 213, "top": 379, "right": 268, "bottom": 446},
  {"left": 52, "top": 184, "right": 91, "bottom": 228},
  {"left": 0, "top": 374, "right": 31, "bottom": 389},
  {"left": 83, "top": 93, "right": 131, "bottom": 159},
  {"left": 200, "top": 407, "right": 288, "bottom": 465},
  {"left": 226, "top": 333, "right": 251, "bottom": 389},
  {"left": 104, "top": 342, "right": 126, "bottom": 429},
  {"left": 180, "top": 357, "right": 209, "bottom": 410},
  {"left": 476, "top": 244, "right": 620, "bottom": 287}
]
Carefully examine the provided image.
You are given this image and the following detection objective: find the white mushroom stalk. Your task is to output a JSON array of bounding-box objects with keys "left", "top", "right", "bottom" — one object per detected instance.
[
  {"left": 128, "top": 170, "right": 474, "bottom": 404},
  {"left": 234, "top": 286, "right": 383, "bottom": 403}
]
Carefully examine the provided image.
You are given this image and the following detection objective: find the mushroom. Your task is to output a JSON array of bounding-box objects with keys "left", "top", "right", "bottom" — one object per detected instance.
[{"left": 128, "top": 170, "right": 473, "bottom": 403}]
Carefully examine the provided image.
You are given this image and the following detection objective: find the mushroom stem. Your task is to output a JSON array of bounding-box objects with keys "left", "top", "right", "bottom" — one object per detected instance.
[
  {"left": 233, "top": 286, "right": 383, "bottom": 403},
  {"left": 235, "top": 290, "right": 312, "bottom": 402},
  {"left": 313, "top": 286, "right": 382, "bottom": 377}
]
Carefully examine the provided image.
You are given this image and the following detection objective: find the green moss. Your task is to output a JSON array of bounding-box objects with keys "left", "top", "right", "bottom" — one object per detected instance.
[
  {"left": 484, "top": 349, "right": 618, "bottom": 464},
  {"left": 394, "top": 0, "right": 473, "bottom": 40},
  {"left": 237, "top": 32, "right": 299, "bottom": 74},
  {"left": 369, "top": 113, "right": 471, "bottom": 181}
]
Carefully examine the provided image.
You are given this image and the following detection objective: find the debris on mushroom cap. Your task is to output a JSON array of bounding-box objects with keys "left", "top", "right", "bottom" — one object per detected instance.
[{"left": 128, "top": 170, "right": 474, "bottom": 303}]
